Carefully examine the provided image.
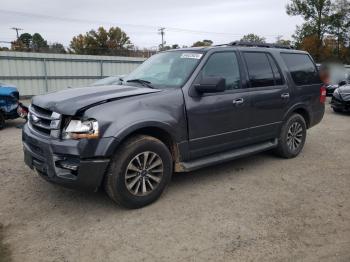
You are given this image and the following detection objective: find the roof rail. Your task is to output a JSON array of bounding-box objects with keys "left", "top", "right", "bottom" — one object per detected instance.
[{"left": 228, "top": 41, "right": 293, "bottom": 50}]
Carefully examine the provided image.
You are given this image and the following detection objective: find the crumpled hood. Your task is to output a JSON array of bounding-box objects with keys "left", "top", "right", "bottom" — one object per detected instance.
[
  {"left": 338, "top": 84, "right": 350, "bottom": 101},
  {"left": 32, "top": 85, "right": 161, "bottom": 115}
]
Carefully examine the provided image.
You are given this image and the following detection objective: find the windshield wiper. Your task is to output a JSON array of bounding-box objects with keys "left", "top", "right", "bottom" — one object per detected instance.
[{"left": 126, "top": 79, "right": 155, "bottom": 89}]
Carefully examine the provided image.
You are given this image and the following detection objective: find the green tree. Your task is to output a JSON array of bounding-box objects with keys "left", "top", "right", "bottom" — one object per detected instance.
[
  {"left": 328, "top": 0, "right": 350, "bottom": 57},
  {"left": 0, "top": 46, "right": 9, "bottom": 51},
  {"left": 19, "top": 33, "right": 32, "bottom": 49},
  {"left": 286, "top": 0, "right": 333, "bottom": 59},
  {"left": 240, "top": 34, "right": 266, "bottom": 43},
  {"left": 32, "top": 33, "right": 48, "bottom": 51},
  {"left": 291, "top": 23, "right": 316, "bottom": 48},
  {"left": 275, "top": 36, "right": 292, "bottom": 46},
  {"left": 70, "top": 26, "right": 133, "bottom": 55},
  {"left": 49, "top": 43, "right": 66, "bottom": 54},
  {"left": 161, "top": 44, "right": 180, "bottom": 50},
  {"left": 192, "top": 39, "right": 213, "bottom": 47},
  {"left": 276, "top": 39, "right": 292, "bottom": 46}
]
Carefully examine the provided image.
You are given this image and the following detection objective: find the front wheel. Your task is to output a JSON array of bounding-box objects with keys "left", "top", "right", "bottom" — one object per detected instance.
[
  {"left": 274, "top": 114, "right": 307, "bottom": 159},
  {"left": 104, "top": 135, "right": 173, "bottom": 209}
]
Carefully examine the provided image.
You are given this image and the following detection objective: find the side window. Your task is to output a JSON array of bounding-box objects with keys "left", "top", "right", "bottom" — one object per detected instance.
[
  {"left": 243, "top": 52, "right": 275, "bottom": 88},
  {"left": 281, "top": 53, "right": 321, "bottom": 86},
  {"left": 198, "top": 52, "right": 241, "bottom": 90},
  {"left": 267, "top": 54, "right": 283, "bottom": 85}
]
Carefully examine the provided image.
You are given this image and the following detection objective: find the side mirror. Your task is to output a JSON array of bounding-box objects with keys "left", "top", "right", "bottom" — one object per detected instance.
[{"left": 195, "top": 77, "right": 226, "bottom": 93}]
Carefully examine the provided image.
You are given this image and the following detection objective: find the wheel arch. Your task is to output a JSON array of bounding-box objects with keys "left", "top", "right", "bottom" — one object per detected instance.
[
  {"left": 107, "top": 122, "right": 181, "bottom": 163},
  {"left": 283, "top": 105, "right": 311, "bottom": 128}
]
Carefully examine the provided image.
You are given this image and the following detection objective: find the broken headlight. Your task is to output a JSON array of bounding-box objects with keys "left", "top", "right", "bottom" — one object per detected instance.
[{"left": 62, "top": 119, "right": 99, "bottom": 140}]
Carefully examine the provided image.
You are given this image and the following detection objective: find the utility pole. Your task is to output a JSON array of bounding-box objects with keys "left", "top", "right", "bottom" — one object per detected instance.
[
  {"left": 158, "top": 27, "right": 165, "bottom": 51},
  {"left": 11, "top": 27, "right": 23, "bottom": 39}
]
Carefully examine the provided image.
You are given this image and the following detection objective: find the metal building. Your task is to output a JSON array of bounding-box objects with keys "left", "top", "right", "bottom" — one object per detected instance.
[{"left": 0, "top": 51, "right": 146, "bottom": 96}]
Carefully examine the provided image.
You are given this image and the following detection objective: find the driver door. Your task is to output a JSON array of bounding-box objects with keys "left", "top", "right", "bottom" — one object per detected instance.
[{"left": 184, "top": 51, "right": 252, "bottom": 159}]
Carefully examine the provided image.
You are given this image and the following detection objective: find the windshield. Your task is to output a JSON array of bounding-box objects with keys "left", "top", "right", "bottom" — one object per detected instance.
[{"left": 124, "top": 51, "right": 204, "bottom": 88}]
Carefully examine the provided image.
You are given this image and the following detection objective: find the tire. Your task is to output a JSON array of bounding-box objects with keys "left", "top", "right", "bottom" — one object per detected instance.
[
  {"left": 0, "top": 112, "right": 5, "bottom": 130},
  {"left": 332, "top": 108, "right": 342, "bottom": 113},
  {"left": 274, "top": 114, "right": 307, "bottom": 159},
  {"left": 104, "top": 135, "right": 173, "bottom": 209}
]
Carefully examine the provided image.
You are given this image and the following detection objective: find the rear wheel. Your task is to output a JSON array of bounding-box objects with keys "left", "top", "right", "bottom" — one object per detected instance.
[
  {"left": 274, "top": 114, "right": 307, "bottom": 159},
  {"left": 332, "top": 108, "right": 342, "bottom": 113},
  {"left": 105, "top": 135, "right": 173, "bottom": 209},
  {"left": 0, "top": 112, "right": 5, "bottom": 130}
]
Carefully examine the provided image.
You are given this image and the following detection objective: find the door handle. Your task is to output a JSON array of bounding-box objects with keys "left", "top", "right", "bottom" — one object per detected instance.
[
  {"left": 232, "top": 98, "right": 244, "bottom": 106},
  {"left": 281, "top": 93, "right": 290, "bottom": 99}
]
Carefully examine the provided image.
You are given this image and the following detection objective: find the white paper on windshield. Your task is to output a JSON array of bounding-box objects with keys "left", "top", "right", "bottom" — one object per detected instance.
[{"left": 180, "top": 53, "right": 203, "bottom": 59}]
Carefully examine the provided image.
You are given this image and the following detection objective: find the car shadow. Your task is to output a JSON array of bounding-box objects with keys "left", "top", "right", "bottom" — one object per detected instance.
[
  {"left": 171, "top": 151, "right": 276, "bottom": 185},
  {"left": 27, "top": 151, "right": 278, "bottom": 212}
]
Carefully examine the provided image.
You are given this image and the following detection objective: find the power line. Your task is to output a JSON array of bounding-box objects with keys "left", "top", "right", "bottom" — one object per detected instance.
[{"left": 0, "top": 9, "right": 284, "bottom": 38}]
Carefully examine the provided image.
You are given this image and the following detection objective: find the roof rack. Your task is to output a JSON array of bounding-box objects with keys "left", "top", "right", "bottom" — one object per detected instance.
[{"left": 226, "top": 41, "right": 293, "bottom": 50}]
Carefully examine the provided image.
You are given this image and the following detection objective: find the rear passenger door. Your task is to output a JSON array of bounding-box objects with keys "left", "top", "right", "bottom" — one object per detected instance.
[
  {"left": 280, "top": 52, "right": 323, "bottom": 112},
  {"left": 241, "top": 51, "right": 289, "bottom": 142}
]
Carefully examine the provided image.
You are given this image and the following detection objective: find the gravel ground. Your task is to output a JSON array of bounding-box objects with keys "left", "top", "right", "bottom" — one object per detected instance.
[{"left": 0, "top": 102, "right": 349, "bottom": 262}]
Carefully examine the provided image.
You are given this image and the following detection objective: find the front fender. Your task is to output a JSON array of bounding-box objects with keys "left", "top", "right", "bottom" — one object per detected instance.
[{"left": 82, "top": 89, "right": 187, "bottom": 157}]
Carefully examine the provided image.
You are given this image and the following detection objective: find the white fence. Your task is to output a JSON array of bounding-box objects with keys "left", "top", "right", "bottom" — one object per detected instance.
[{"left": 0, "top": 51, "right": 146, "bottom": 96}]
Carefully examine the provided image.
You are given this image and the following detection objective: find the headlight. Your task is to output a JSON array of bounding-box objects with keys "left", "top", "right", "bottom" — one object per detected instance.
[{"left": 63, "top": 119, "right": 99, "bottom": 139}]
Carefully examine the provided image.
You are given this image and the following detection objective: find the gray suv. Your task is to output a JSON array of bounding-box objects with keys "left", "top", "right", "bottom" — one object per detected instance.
[{"left": 23, "top": 42, "right": 326, "bottom": 208}]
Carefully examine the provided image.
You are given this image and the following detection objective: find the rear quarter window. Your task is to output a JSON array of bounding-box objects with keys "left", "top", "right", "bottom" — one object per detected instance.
[{"left": 281, "top": 53, "right": 321, "bottom": 86}]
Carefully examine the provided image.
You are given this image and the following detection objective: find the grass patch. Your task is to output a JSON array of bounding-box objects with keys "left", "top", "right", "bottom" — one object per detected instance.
[{"left": 0, "top": 224, "right": 11, "bottom": 262}]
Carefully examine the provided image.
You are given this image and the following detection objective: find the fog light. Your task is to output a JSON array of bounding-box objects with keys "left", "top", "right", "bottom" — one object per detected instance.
[{"left": 56, "top": 160, "right": 79, "bottom": 171}]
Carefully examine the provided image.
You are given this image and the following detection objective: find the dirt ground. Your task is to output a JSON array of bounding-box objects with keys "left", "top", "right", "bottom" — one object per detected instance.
[{"left": 0, "top": 102, "right": 349, "bottom": 262}]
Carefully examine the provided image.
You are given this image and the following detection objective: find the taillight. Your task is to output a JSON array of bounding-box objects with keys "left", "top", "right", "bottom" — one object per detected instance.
[{"left": 320, "top": 85, "right": 327, "bottom": 103}]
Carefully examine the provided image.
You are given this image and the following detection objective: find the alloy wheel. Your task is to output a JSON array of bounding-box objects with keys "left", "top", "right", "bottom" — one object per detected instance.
[
  {"left": 125, "top": 151, "right": 164, "bottom": 196},
  {"left": 286, "top": 122, "right": 303, "bottom": 151}
]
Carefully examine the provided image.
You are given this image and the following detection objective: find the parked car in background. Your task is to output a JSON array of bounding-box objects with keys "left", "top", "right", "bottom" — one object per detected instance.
[
  {"left": 0, "top": 83, "right": 28, "bottom": 129},
  {"left": 23, "top": 43, "right": 325, "bottom": 208},
  {"left": 321, "top": 63, "right": 349, "bottom": 96},
  {"left": 331, "top": 81, "right": 350, "bottom": 113},
  {"left": 90, "top": 75, "right": 125, "bottom": 86}
]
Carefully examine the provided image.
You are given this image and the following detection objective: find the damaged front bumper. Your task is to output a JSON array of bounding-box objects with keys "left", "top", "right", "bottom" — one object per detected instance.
[{"left": 22, "top": 123, "right": 111, "bottom": 192}]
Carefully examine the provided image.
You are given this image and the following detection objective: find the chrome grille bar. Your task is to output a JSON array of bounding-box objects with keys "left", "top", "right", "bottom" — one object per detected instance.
[{"left": 28, "top": 104, "right": 62, "bottom": 136}]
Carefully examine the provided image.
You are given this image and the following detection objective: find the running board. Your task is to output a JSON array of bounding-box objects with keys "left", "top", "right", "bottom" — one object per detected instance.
[{"left": 175, "top": 139, "right": 278, "bottom": 172}]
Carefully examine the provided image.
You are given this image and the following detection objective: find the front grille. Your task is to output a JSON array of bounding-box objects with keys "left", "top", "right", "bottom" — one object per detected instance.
[{"left": 28, "top": 104, "right": 62, "bottom": 137}]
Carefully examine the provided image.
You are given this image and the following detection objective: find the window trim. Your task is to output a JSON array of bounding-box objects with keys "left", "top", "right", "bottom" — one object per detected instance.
[
  {"left": 242, "top": 51, "right": 282, "bottom": 89},
  {"left": 266, "top": 53, "right": 285, "bottom": 86}
]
